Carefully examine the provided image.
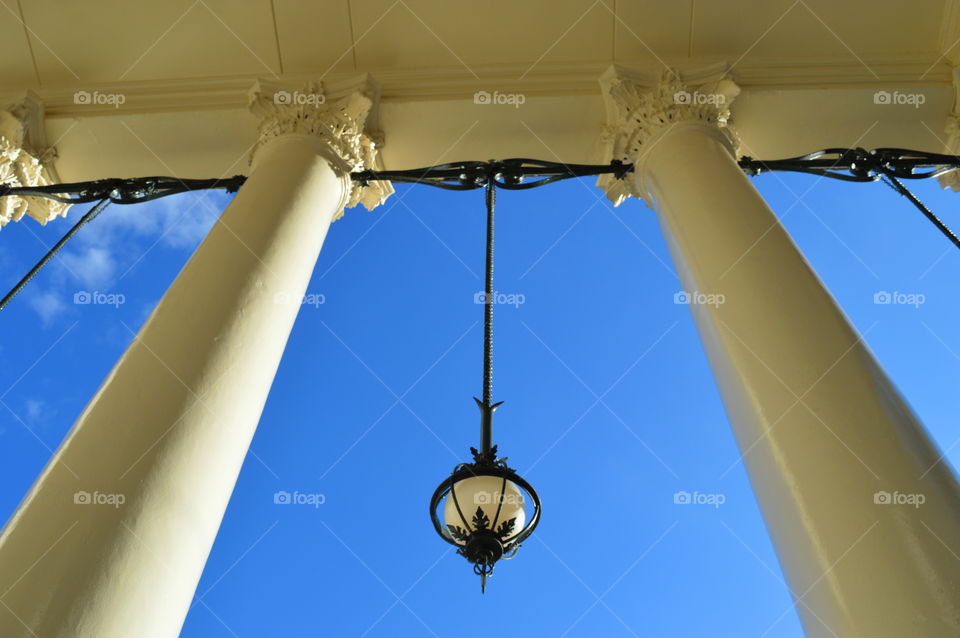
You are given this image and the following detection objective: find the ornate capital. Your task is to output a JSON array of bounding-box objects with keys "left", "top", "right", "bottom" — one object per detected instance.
[
  {"left": 249, "top": 75, "right": 393, "bottom": 214},
  {"left": 0, "top": 91, "right": 70, "bottom": 228},
  {"left": 596, "top": 64, "right": 740, "bottom": 206},
  {"left": 938, "top": 67, "right": 960, "bottom": 191}
]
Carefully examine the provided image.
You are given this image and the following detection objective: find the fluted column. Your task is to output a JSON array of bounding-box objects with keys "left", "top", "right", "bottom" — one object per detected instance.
[
  {"left": 600, "top": 65, "right": 960, "bottom": 637},
  {"left": 0, "top": 76, "right": 391, "bottom": 638}
]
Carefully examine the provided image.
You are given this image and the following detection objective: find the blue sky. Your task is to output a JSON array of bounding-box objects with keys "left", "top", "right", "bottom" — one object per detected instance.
[{"left": 1, "top": 169, "right": 959, "bottom": 637}]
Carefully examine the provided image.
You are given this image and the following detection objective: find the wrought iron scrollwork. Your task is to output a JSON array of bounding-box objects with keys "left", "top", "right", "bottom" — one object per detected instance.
[
  {"left": 0, "top": 175, "right": 247, "bottom": 205},
  {"left": 3, "top": 147, "right": 960, "bottom": 316},
  {"left": 352, "top": 158, "right": 634, "bottom": 191},
  {"left": 738, "top": 147, "right": 960, "bottom": 182}
]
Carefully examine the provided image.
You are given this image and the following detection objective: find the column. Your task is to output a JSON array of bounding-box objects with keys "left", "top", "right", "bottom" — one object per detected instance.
[
  {"left": 0, "top": 77, "right": 391, "bottom": 638},
  {"left": 599, "top": 65, "right": 960, "bottom": 637}
]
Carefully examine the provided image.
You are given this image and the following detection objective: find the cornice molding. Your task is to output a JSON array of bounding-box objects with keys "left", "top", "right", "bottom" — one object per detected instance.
[
  {"left": 6, "top": 56, "right": 953, "bottom": 118},
  {"left": 596, "top": 64, "right": 740, "bottom": 206},
  {"left": 248, "top": 75, "right": 392, "bottom": 212},
  {"left": 0, "top": 91, "right": 69, "bottom": 228}
]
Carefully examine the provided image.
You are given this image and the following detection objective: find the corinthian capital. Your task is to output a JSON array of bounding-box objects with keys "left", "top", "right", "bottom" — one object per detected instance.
[
  {"left": 249, "top": 75, "right": 393, "bottom": 214},
  {"left": 0, "top": 91, "right": 70, "bottom": 228},
  {"left": 937, "top": 67, "right": 960, "bottom": 191},
  {"left": 597, "top": 64, "right": 740, "bottom": 206}
]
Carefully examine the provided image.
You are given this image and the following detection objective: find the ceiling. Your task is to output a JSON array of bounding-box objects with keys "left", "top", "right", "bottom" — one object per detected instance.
[{"left": 1, "top": 0, "right": 958, "bottom": 181}]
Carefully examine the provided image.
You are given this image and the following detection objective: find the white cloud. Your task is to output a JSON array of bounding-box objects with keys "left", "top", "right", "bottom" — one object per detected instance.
[
  {"left": 61, "top": 246, "right": 116, "bottom": 289},
  {"left": 24, "top": 398, "right": 44, "bottom": 422},
  {"left": 83, "top": 192, "right": 218, "bottom": 251},
  {"left": 28, "top": 289, "right": 67, "bottom": 325}
]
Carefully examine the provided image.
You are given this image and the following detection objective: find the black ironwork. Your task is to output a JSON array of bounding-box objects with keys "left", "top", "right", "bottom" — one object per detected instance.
[
  {"left": 0, "top": 175, "right": 246, "bottom": 205},
  {"left": 738, "top": 147, "right": 960, "bottom": 182},
  {"left": 352, "top": 158, "right": 633, "bottom": 191},
  {"left": 739, "top": 147, "right": 960, "bottom": 249},
  {"left": 351, "top": 150, "right": 960, "bottom": 250}
]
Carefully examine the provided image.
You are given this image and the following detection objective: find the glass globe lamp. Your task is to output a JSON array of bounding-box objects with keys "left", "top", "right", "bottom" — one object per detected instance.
[{"left": 430, "top": 447, "right": 541, "bottom": 592}]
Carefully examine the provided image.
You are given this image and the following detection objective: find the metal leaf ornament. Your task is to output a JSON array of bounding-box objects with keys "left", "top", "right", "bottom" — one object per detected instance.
[
  {"left": 472, "top": 507, "right": 490, "bottom": 531},
  {"left": 495, "top": 517, "right": 516, "bottom": 540},
  {"left": 446, "top": 525, "right": 470, "bottom": 542}
]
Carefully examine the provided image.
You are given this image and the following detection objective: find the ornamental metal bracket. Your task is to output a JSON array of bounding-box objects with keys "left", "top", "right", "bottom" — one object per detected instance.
[
  {"left": 352, "top": 158, "right": 634, "bottom": 190},
  {"left": 739, "top": 147, "right": 960, "bottom": 249},
  {"left": 2, "top": 147, "right": 960, "bottom": 315},
  {"left": 738, "top": 147, "right": 960, "bottom": 182},
  {"left": 0, "top": 175, "right": 247, "bottom": 205}
]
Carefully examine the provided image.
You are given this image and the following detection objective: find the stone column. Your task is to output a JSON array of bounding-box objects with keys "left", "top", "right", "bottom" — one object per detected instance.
[
  {"left": 0, "top": 77, "right": 391, "bottom": 638},
  {"left": 599, "top": 64, "right": 960, "bottom": 638}
]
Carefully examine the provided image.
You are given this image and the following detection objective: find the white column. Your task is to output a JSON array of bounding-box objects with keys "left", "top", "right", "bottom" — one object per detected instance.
[
  {"left": 600, "top": 66, "right": 960, "bottom": 637},
  {"left": 0, "top": 78, "right": 391, "bottom": 638}
]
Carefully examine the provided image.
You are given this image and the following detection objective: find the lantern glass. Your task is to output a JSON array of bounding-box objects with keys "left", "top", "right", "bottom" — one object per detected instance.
[{"left": 442, "top": 475, "right": 526, "bottom": 544}]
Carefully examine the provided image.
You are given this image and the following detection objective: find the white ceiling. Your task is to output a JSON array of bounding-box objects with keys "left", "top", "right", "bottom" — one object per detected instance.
[
  {"left": 1, "top": 0, "right": 957, "bottom": 179},
  {"left": 1, "top": 0, "right": 952, "bottom": 86}
]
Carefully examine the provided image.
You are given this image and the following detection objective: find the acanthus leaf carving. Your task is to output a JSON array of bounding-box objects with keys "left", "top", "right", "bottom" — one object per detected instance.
[
  {"left": 937, "top": 67, "right": 960, "bottom": 192},
  {"left": 596, "top": 65, "right": 740, "bottom": 206},
  {"left": 0, "top": 91, "right": 70, "bottom": 229},
  {"left": 248, "top": 76, "right": 393, "bottom": 215}
]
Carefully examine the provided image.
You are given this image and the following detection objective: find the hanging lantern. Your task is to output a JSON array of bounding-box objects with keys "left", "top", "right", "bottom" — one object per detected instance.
[
  {"left": 425, "top": 169, "right": 541, "bottom": 592},
  {"left": 430, "top": 444, "right": 541, "bottom": 591}
]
